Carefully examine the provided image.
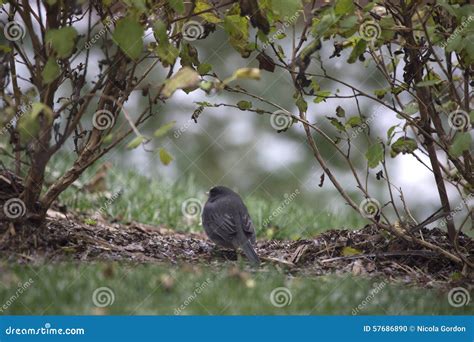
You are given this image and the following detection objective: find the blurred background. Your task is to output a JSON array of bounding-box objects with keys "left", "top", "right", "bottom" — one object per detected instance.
[
  {"left": 92, "top": 28, "right": 452, "bottom": 221},
  {"left": 2, "top": 9, "right": 468, "bottom": 231}
]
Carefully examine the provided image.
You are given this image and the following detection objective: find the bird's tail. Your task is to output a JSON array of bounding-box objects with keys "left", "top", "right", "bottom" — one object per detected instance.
[{"left": 239, "top": 239, "right": 260, "bottom": 266}]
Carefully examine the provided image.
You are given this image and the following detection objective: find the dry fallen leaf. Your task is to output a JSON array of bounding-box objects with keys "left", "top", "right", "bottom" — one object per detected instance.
[{"left": 351, "top": 260, "right": 366, "bottom": 276}]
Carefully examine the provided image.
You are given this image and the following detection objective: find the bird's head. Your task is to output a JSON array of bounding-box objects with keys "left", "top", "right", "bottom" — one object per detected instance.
[{"left": 207, "top": 185, "right": 236, "bottom": 199}]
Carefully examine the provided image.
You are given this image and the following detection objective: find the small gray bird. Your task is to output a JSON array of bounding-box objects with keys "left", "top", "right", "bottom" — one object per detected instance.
[{"left": 202, "top": 186, "right": 260, "bottom": 265}]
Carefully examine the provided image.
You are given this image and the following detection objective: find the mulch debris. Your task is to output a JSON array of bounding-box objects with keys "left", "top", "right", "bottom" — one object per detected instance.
[{"left": 0, "top": 212, "right": 472, "bottom": 288}]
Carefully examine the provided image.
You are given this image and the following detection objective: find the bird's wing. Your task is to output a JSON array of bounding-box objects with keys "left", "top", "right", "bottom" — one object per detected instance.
[
  {"left": 240, "top": 210, "right": 256, "bottom": 244},
  {"left": 207, "top": 211, "right": 238, "bottom": 238},
  {"left": 241, "top": 211, "right": 254, "bottom": 234}
]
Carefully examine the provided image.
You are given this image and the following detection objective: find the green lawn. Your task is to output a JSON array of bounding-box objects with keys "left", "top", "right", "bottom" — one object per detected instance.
[{"left": 0, "top": 262, "right": 468, "bottom": 315}]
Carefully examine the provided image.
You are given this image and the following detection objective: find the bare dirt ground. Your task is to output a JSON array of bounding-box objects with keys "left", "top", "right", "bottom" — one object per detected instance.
[{"left": 1, "top": 212, "right": 472, "bottom": 289}]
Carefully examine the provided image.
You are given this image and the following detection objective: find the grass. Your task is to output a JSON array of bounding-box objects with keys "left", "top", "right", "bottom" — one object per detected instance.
[
  {"left": 0, "top": 262, "right": 468, "bottom": 315},
  {"left": 49, "top": 154, "right": 366, "bottom": 240}
]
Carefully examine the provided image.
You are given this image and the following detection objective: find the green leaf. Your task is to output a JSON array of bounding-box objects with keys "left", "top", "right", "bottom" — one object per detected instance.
[
  {"left": 339, "top": 15, "right": 358, "bottom": 30},
  {"left": 387, "top": 125, "right": 398, "bottom": 141},
  {"left": 366, "top": 142, "right": 384, "bottom": 168},
  {"left": 390, "top": 137, "right": 417, "bottom": 157},
  {"left": 404, "top": 102, "right": 419, "bottom": 115},
  {"left": 199, "top": 80, "right": 213, "bottom": 93},
  {"left": 126, "top": 0, "right": 147, "bottom": 13},
  {"left": 154, "top": 121, "right": 176, "bottom": 138},
  {"left": 446, "top": 34, "right": 463, "bottom": 53},
  {"left": 416, "top": 79, "right": 442, "bottom": 87},
  {"left": 126, "top": 135, "right": 146, "bottom": 149},
  {"left": 197, "top": 63, "right": 212, "bottom": 75},
  {"left": 237, "top": 100, "right": 252, "bottom": 110},
  {"left": 464, "top": 39, "right": 474, "bottom": 64},
  {"left": 374, "top": 88, "right": 388, "bottom": 99},
  {"left": 311, "top": 12, "right": 338, "bottom": 38},
  {"left": 313, "top": 91, "right": 331, "bottom": 103},
  {"left": 42, "top": 58, "right": 60, "bottom": 84},
  {"left": 449, "top": 133, "right": 472, "bottom": 158},
  {"left": 112, "top": 15, "right": 144, "bottom": 60},
  {"left": 159, "top": 147, "right": 174, "bottom": 165},
  {"left": 17, "top": 103, "right": 53, "bottom": 142},
  {"left": 194, "top": 0, "right": 222, "bottom": 23},
  {"left": 346, "top": 116, "right": 362, "bottom": 128},
  {"left": 45, "top": 27, "right": 77, "bottom": 58},
  {"left": 161, "top": 67, "right": 200, "bottom": 98},
  {"left": 341, "top": 246, "right": 362, "bottom": 256},
  {"left": 437, "top": 1, "right": 456, "bottom": 16},
  {"left": 154, "top": 19, "right": 169, "bottom": 43},
  {"left": 326, "top": 116, "right": 346, "bottom": 132},
  {"left": 271, "top": 0, "right": 301, "bottom": 18},
  {"left": 156, "top": 44, "right": 179, "bottom": 66},
  {"left": 179, "top": 42, "right": 199, "bottom": 67},
  {"left": 379, "top": 17, "right": 396, "bottom": 42},
  {"left": 154, "top": 20, "right": 179, "bottom": 66},
  {"left": 335, "top": 0, "right": 355, "bottom": 16},
  {"left": 169, "top": 0, "right": 185, "bottom": 14},
  {"left": 295, "top": 94, "right": 307, "bottom": 113},
  {"left": 347, "top": 38, "right": 367, "bottom": 64},
  {"left": 224, "top": 15, "right": 251, "bottom": 57},
  {"left": 310, "top": 79, "right": 320, "bottom": 92},
  {"left": 335, "top": 105, "right": 345, "bottom": 118}
]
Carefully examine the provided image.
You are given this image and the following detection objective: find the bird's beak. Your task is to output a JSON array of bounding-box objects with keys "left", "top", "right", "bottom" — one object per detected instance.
[{"left": 205, "top": 191, "right": 209, "bottom": 196}]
